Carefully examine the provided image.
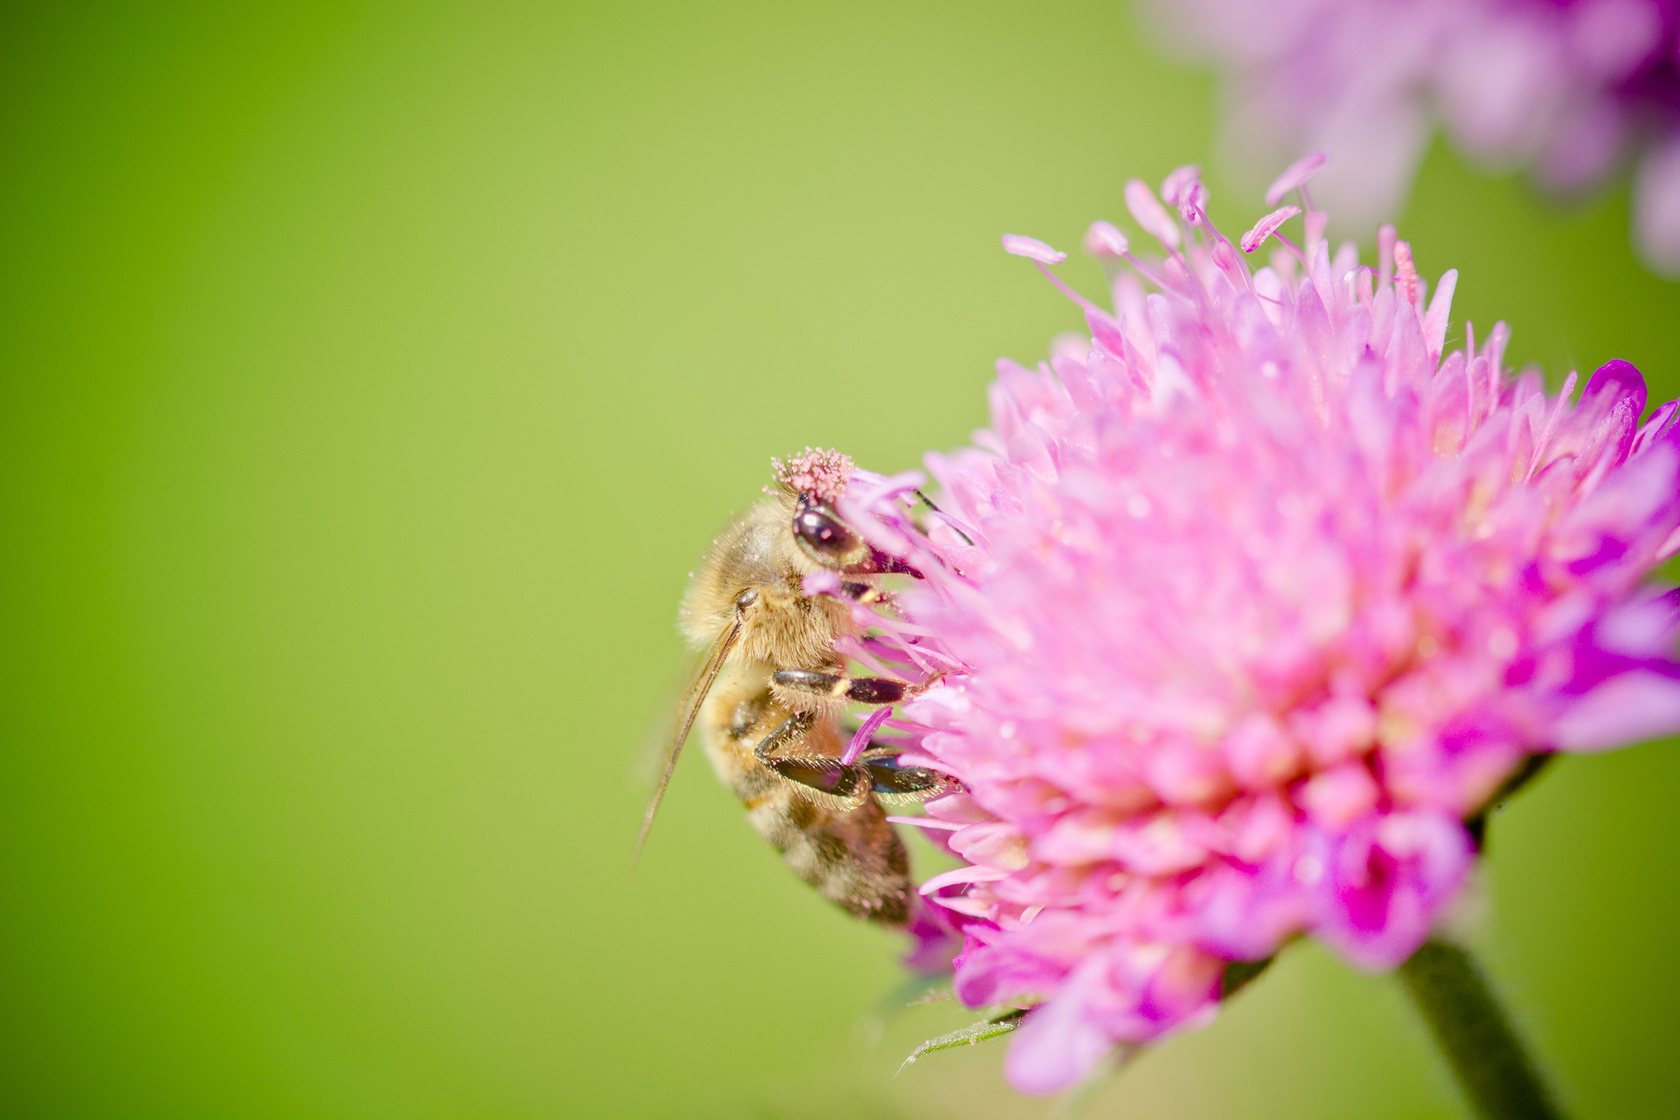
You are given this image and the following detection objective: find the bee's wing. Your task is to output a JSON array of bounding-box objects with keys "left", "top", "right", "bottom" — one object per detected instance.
[
  {"left": 630, "top": 619, "right": 742, "bottom": 866},
  {"left": 631, "top": 645, "right": 707, "bottom": 788}
]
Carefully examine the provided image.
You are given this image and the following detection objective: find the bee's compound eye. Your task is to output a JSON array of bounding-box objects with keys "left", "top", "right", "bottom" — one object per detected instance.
[{"left": 793, "top": 497, "right": 863, "bottom": 567}]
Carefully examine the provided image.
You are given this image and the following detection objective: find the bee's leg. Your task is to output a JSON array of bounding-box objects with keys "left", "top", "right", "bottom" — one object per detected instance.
[
  {"left": 772, "top": 669, "right": 912, "bottom": 706},
  {"left": 858, "top": 748, "right": 952, "bottom": 804},
  {"left": 751, "top": 710, "right": 869, "bottom": 806},
  {"left": 750, "top": 709, "right": 815, "bottom": 760},
  {"left": 836, "top": 580, "right": 887, "bottom": 605}
]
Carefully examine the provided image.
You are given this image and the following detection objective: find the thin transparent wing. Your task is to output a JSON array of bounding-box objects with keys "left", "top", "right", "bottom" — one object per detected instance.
[
  {"left": 631, "top": 645, "right": 707, "bottom": 789},
  {"left": 630, "top": 620, "right": 741, "bottom": 866}
]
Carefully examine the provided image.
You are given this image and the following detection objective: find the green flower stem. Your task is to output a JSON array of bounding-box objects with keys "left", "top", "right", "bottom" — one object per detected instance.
[{"left": 1398, "top": 941, "right": 1564, "bottom": 1120}]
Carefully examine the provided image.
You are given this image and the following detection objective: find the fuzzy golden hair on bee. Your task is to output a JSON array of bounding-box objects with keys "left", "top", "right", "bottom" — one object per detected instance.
[
  {"left": 676, "top": 493, "right": 850, "bottom": 671},
  {"left": 632, "top": 450, "right": 951, "bottom": 927}
]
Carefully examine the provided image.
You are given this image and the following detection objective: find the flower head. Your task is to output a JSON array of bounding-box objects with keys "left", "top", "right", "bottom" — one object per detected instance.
[
  {"left": 841, "top": 165, "right": 1680, "bottom": 1094},
  {"left": 1150, "top": 0, "right": 1680, "bottom": 271}
]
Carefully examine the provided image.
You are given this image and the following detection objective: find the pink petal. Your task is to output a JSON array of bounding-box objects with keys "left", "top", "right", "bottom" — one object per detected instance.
[
  {"left": 919, "top": 863, "right": 1011, "bottom": 895},
  {"left": 1002, "top": 962, "right": 1115, "bottom": 1095},
  {"left": 801, "top": 570, "right": 841, "bottom": 596},
  {"left": 949, "top": 821, "right": 1030, "bottom": 869},
  {"left": 1422, "top": 269, "right": 1457, "bottom": 356},
  {"left": 1161, "top": 163, "right": 1202, "bottom": 206},
  {"left": 1634, "top": 131, "right": 1680, "bottom": 274},
  {"left": 1240, "top": 205, "right": 1301, "bottom": 253},
  {"left": 1124, "top": 179, "right": 1181, "bottom": 250},
  {"left": 1299, "top": 762, "right": 1381, "bottom": 831},
  {"left": 1083, "top": 220, "right": 1129, "bottom": 258},
  {"left": 841, "top": 705, "right": 894, "bottom": 765},
  {"left": 1554, "top": 671, "right": 1680, "bottom": 750},
  {"left": 885, "top": 815, "right": 964, "bottom": 830},
  {"left": 1002, "top": 233, "right": 1067, "bottom": 264},
  {"left": 1265, "top": 152, "right": 1327, "bottom": 206}
]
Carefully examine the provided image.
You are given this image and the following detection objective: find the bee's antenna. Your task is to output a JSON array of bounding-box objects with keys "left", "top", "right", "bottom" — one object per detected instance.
[
  {"left": 914, "top": 489, "right": 975, "bottom": 547},
  {"left": 632, "top": 618, "right": 743, "bottom": 868}
]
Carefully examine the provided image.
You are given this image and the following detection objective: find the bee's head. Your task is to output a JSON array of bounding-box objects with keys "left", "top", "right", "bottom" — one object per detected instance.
[
  {"left": 771, "top": 446, "right": 922, "bottom": 578},
  {"left": 791, "top": 492, "right": 869, "bottom": 570},
  {"left": 772, "top": 447, "right": 864, "bottom": 570}
]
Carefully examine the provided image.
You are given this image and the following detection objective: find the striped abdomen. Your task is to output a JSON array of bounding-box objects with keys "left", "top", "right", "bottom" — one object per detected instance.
[
  {"left": 700, "top": 673, "right": 912, "bottom": 926},
  {"left": 738, "top": 768, "right": 911, "bottom": 925}
]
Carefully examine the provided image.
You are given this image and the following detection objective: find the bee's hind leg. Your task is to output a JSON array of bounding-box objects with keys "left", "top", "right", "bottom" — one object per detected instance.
[
  {"left": 751, "top": 710, "right": 870, "bottom": 808},
  {"left": 858, "top": 748, "right": 951, "bottom": 804}
]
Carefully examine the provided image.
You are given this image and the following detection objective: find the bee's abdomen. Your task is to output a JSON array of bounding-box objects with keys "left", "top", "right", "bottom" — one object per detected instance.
[
  {"left": 700, "top": 672, "right": 912, "bottom": 927},
  {"left": 736, "top": 771, "right": 911, "bottom": 927}
]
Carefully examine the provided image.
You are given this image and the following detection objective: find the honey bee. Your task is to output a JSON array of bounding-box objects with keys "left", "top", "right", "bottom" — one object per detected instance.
[{"left": 633, "top": 450, "right": 951, "bottom": 925}]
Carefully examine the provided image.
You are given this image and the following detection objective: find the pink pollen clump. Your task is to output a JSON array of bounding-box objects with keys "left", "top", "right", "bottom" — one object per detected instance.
[
  {"left": 835, "top": 167, "right": 1680, "bottom": 1095},
  {"left": 773, "top": 447, "right": 854, "bottom": 504}
]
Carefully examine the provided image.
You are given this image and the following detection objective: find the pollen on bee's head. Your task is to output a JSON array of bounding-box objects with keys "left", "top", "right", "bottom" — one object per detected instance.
[{"left": 771, "top": 447, "right": 854, "bottom": 504}]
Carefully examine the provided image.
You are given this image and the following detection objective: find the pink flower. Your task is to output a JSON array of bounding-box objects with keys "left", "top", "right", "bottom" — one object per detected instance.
[
  {"left": 1148, "top": 0, "right": 1680, "bottom": 272},
  {"left": 840, "top": 165, "right": 1680, "bottom": 1094}
]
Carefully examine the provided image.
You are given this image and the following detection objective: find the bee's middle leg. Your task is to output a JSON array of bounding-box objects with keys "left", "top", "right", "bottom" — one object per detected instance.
[{"left": 772, "top": 669, "right": 914, "bottom": 705}]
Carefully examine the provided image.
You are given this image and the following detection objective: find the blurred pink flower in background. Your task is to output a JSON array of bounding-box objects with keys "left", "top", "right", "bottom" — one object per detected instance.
[
  {"left": 839, "top": 161, "right": 1680, "bottom": 1094},
  {"left": 1146, "top": 0, "right": 1680, "bottom": 272}
]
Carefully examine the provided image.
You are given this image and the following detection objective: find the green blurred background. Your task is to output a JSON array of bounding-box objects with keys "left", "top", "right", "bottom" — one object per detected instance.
[{"left": 3, "top": 3, "right": 1678, "bottom": 1117}]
